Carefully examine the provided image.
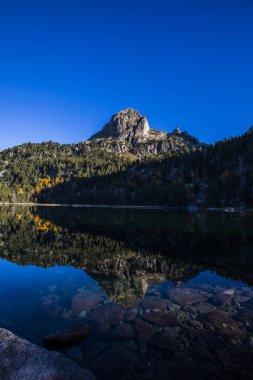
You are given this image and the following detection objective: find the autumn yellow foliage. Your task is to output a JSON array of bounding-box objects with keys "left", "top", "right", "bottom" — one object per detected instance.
[{"left": 34, "top": 178, "right": 63, "bottom": 194}]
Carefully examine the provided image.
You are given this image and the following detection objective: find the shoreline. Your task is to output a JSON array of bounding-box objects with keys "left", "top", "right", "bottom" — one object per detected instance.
[
  {"left": 0, "top": 202, "right": 165, "bottom": 210},
  {"left": 0, "top": 202, "right": 252, "bottom": 213}
]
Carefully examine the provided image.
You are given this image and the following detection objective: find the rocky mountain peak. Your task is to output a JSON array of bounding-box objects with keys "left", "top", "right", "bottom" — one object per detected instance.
[
  {"left": 172, "top": 127, "right": 181, "bottom": 135},
  {"left": 87, "top": 108, "right": 204, "bottom": 158},
  {"left": 89, "top": 108, "right": 150, "bottom": 143}
]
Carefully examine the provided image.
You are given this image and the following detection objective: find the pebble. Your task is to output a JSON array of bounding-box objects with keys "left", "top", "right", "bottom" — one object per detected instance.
[{"left": 224, "top": 289, "right": 235, "bottom": 295}]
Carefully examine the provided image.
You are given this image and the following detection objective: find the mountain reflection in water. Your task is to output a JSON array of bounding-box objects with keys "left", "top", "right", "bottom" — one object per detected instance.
[
  {"left": 0, "top": 206, "right": 253, "bottom": 379},
  {"left": 1, "top": 207, "right": 253, "bottom": 297}
]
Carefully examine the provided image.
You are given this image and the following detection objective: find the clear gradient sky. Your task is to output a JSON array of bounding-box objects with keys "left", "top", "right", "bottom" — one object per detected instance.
[{"left": 0, "top": 0, "right": 253, "bottom": 150}]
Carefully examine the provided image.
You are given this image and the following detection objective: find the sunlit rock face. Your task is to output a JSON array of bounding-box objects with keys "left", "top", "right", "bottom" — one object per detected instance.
[
  {"left": 89, "top": 108, "right": 150, "bottom": 143},
  {"left": 88, "top": 108, "right": 203, "bottom": 157}
]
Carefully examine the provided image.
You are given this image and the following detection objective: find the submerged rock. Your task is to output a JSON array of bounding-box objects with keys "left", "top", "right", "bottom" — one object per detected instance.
[
  {"left": 214, "top": 291, "right": 233, "bottom": 305},
  {"left": 150, "top": 327, "right": 178, "bottom": 352},
  {"left": 135, "top": 317, "right": 157, "bottom": 344},
  {"left": 169, "top": 288, "right": 207, "bottom": 305},
  {"left": 141, "top": 310, "right": 179, "bottom": 327},
  {"left": 123, "top": 307, "right": 138, "bottom": 321},
  {"left": 0, "top": 328, "right": 95, "bottom": 380},
  {"left": 43, "top": 324, "right": 92, "bottom": 349},
  {"left": 71, "top": 290, "right": 104, "bottom": 314},
  {"left": 204, "top": 311, "right": 246, "bottom": 340},
  {"left": 87, "top": 302, "right": 125, "bottom": 333},
  {"left": 139, "top": 296, "right": 170, "bottom": 311},
  {"left": 107, "top": 323, "right": 135, "bottom": 339}
]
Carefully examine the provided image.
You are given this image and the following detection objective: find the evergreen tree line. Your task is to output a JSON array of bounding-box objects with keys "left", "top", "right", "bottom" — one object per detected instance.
[{"left": 0, "top": 131, "right": 253, "bottom": 207}]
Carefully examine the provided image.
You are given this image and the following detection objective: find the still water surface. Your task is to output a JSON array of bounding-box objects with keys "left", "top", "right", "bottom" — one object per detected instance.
[{"left": 0, "top": 206, "right": 253, "bottom": 378}]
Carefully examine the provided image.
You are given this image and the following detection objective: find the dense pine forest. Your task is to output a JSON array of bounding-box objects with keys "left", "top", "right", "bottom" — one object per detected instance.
[
  {"left": 0, "top": 142, "right": 130, "bottom": 203},
  {"left": 35, "top": 130, "right": 253, "bottom": 207}
]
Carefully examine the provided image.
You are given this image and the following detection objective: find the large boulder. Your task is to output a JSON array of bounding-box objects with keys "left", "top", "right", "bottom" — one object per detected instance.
[{"left": 0, "top": 328, "right": 95, "bottom": 380}]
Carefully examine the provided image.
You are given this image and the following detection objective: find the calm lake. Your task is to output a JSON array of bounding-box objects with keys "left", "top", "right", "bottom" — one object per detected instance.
[{"left": 0, "top": 206, "right": 253, "bottom": 379}]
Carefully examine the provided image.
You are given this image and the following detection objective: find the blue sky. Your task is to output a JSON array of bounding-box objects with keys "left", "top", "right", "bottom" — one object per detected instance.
[{"left": 0, "top": 0, "right": 253, "bottom": 150}]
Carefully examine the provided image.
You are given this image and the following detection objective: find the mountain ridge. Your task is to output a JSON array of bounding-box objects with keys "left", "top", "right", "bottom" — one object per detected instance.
[
  {"left": 0, "top": 108, "right": 252, "bottom": 208},
  {"left": 87, "top": 108, "right": 204, "bottom": 157},
  {"left": 1, "top": 108, "right": 252, "bottom": 154},
  {"left": 0, "top": 108, "right": 203, "bottom": 158}
]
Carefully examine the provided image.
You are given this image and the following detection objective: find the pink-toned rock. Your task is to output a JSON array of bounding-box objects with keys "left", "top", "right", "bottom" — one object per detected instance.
[{"left": 223, "top": 289, "right": 234, "bottom": 295}]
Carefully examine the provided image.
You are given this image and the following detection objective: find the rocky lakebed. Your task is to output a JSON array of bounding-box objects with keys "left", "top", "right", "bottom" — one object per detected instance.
[
  {"left": 40, "top": 283, "right": 253, "bottom": 379},
  {"left": 2, "top": 282, "right": 253, "bottom": 380}
]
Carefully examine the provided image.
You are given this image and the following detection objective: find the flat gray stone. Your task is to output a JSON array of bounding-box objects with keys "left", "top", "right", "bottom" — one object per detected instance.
[
  {"left": 169, "top": 288, "right": 207, "bottom": 306},
  {"left": 0, "top": 328, "right": 95, "bottom": 380}
]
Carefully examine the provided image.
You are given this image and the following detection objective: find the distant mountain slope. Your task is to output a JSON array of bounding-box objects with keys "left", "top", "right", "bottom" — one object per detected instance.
[{"left": 0, "top": 108, "right": 252, "bottom": 207}]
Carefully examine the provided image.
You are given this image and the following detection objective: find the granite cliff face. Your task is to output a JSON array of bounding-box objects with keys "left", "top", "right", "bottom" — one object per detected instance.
[
  {"left": 88, "top": 108, "right": 204, "bottom": 158},
  {"left": 90, "top": 108, "right": 150, "bottom": 143}
]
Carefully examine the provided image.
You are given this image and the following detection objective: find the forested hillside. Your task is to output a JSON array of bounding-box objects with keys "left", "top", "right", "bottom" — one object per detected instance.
[
  {"left": 0, "top": 141, "right": 130, "bottom": 202},
  {"left": 0, "top": 109, "right": 252, "bottom": 208},
  {"left": 36, "top": 129, "right": 253, "bottom": 207}
]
